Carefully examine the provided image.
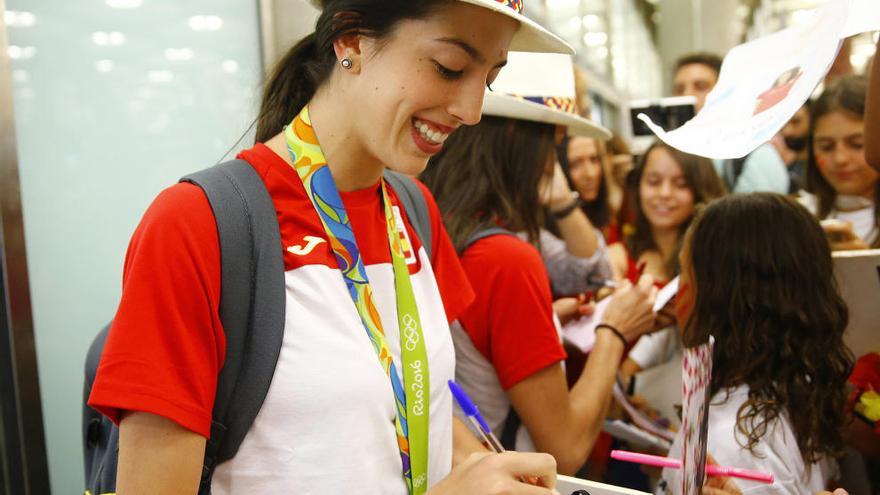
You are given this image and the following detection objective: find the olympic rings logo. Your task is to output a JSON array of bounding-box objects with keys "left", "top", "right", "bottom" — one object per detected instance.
[
  {"left": 414, "top": 473, "right": 427, "bottom": 488},
  {"left": 403, "top": 313, "right": 420, "bottom": 351}
]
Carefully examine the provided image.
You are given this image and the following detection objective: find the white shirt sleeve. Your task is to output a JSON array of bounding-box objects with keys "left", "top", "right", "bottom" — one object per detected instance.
[{"left": 628, "top": 327, "right": 680, "bottom": 370}]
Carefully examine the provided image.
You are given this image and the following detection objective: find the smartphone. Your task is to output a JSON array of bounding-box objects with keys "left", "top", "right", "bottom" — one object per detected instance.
[{"left": 630, "top": 96, "right": 697, "bottom": 136}]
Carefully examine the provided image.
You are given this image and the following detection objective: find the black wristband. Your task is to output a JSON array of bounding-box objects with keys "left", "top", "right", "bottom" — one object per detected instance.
[
  {"left": 551, "top": 198, "right": 581, "bottom": 219},
  {"left": 596, "top": 323, "right": 627, "bottom": 347}
]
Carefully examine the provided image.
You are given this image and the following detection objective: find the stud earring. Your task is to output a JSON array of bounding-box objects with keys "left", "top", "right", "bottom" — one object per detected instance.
[{"left": 340, "top": 58, "right": 353, "bottom": 69}]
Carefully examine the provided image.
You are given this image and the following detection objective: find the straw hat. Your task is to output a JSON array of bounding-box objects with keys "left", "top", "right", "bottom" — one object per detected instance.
[
  {"left": 482, "top": 51, "right": 610, "bottom": 139},
  {"left": 308, "top": 0, "right": 573, "bottom": 54}
]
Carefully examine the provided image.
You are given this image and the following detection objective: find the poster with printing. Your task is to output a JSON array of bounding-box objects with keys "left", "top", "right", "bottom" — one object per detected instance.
[
  {"left": 680, "top": 337, "right": 714, "bottom": 495},
  {"left": 639, "top": 0, "right": 880, "bottom": 159}
]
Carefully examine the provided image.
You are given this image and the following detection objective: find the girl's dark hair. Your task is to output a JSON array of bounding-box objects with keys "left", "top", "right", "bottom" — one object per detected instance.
[
  {"left": 625, "top": 141, "right": 725, "bottom": 277},
  {"left": 805, "top": 74, "right": 880, "bottom": 248},
  {"left": 557, "top": 136, "right": 611, "bottom": 229},
  {"left": 421, "top": 116, "right": 556, "bottom": 253},
  {"left": 684, "top": 193, "right": 853, "bottom": 464},
  {"left": 255, "top": 0, "right": 446, "bottom": 142}
]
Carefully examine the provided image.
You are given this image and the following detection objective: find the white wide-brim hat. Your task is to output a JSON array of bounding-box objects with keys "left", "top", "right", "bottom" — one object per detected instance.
[
  {"left": 482, "top": 52, "right": 611, "bottom": 140},
  {"left": 308, "top": 0, "right": 573, "bottom": 54}
]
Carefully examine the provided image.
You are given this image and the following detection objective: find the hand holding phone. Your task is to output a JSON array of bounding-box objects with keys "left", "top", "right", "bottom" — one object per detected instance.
[{"left": 820, "top": 219, "right": 869, "bottom": 251}]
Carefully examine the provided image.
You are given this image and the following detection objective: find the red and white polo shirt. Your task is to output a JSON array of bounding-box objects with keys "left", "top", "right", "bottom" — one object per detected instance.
[{"left": 88, "top": 143, "right": 473, "bottom": 493}]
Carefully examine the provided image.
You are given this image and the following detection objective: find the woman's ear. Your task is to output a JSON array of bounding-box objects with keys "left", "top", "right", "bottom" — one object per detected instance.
[{"left": 332, "top": 32, "right": 363, "bottom": 74}]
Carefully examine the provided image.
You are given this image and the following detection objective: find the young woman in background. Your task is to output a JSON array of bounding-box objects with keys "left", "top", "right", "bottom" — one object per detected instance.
[
  {"left": 540, "top": 135, "right": 615, "bottom": 297},
  {"left": 608, "top": 141, "right": 725, "bottom": 284},
  {"left": 613, "top": 142, "right": 725, "bottom": 383},
  {"left": 805, "top": 75, "right": 879, "bottom": 250}
]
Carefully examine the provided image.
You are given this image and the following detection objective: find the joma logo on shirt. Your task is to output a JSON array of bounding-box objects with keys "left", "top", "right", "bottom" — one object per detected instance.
[{"left": 287, "top": 236, "right": 326, "bottom": 256}]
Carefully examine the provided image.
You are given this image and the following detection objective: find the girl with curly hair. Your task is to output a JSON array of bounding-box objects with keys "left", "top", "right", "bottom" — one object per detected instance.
[{"left": 663, "top": 193, "right": 853, "bottom": 494}]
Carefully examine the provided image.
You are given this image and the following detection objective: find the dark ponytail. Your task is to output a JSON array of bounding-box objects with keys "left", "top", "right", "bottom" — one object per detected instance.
[{"left": 255, "top": 0, "right": 444, "bottom": 142}]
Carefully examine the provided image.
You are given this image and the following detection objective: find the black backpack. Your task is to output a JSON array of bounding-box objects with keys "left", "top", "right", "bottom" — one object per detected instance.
[{"left": 82, "top": 160, "right": 434, "bottom": 495}]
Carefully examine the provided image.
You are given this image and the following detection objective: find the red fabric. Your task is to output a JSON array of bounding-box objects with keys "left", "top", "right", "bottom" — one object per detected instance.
[
  {"left": 624, "top": 250, "right": 669, "bottom": 288},
  {"left": 849, "top": 353, "right": 880, "bottom": 391},
  {"left": 88, "top": 143, "right": 473, "bottom": 436},
  {"left": 603, "top": 222, "right": 620, "bottom": 246},
  {"left": 458, "top": 235, "right": 566, "bottom": 390},
  {"left": 849, "top": 352, "right": 880, "bottom": 433}
]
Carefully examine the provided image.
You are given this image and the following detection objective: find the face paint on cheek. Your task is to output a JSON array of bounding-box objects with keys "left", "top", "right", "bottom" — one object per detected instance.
[{"left": 816, "top": 156, "right": 829, "bottom": 170}]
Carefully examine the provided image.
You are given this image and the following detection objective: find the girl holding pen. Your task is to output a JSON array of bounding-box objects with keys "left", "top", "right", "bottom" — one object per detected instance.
[
  {"left": 422, "top": 51, "right": 666, "bottom": 476},
  {"left": 87, "top": 0, "right": 572, "bottom": 493},
  {"left": 663, "top": 193, "right": 852, "bottom": 495}
]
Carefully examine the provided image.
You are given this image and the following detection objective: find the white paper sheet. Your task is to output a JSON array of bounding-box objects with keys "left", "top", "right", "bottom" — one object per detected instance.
[
  {"left": 654, "top": 276, "right": 680, "bottom": 312},
  {"left": 561, "top": 297, "right": 612, "bottom": 353},
  {"left": 640, "top": 0, "right": 880, "bottom": 159}
]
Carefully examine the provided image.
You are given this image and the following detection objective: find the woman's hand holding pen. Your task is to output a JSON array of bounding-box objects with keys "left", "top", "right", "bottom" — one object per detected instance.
[
  {"left": 429, "top": 451, "right": 561, "bottom": 495},
  {"left": 600, "top": 275, "right": 657, "bottom": 343}
]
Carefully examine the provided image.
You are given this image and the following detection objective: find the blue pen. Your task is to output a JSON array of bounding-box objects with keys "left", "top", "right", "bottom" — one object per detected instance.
[
  {"left": 448, "top": 380, "right": 506, "bottom": 453},
  {"left": 449, "top": 380, "right": 544, "bottom": 486}
]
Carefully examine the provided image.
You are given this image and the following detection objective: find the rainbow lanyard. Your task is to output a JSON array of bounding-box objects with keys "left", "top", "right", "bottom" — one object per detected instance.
[{"left": 285, "top": 107, "right": 430, "bottom": 494}]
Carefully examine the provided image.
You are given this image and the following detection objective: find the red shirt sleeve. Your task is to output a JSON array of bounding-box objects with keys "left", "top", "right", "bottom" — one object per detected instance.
[
  {"left": 458, "top": 235, "right": 566, "bottom": 390},
  {"left": 88, "top": 183, "right": 225, "bottom": 437},
  {"left": 415, "top": 180, "right": 475, "bottom": 324}
]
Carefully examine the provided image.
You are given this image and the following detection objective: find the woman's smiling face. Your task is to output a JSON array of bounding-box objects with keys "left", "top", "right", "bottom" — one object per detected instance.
[
  {"left": 639, "top": 146, "right": 696, "bottom": 232},
  {"left": 349, "top": 2, "right": 518, "bottom": 175}
]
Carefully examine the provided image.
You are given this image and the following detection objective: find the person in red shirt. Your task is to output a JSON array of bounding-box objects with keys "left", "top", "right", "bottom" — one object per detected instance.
[
  {"left": 86, "top": 1, "right": 577, "bottom": 493},
  {"left": 421, "top": 51, "right": 665, "bottom": 476}
]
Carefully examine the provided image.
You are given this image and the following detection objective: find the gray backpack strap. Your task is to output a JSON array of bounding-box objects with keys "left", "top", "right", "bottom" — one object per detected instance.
[
  {"left": 181, "top": 160, "right": 286, "bottom": 493},
  {"left": 383, "top": 170, "right": 433, "bottom": 259},
  {"left": 83, "top": 323, "right": 118, "bottom": 493},
  {"left": 465, "top": 226, "right": 515, "bottom": 249}
]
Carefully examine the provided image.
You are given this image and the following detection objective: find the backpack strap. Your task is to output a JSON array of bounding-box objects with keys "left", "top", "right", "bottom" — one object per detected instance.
[
  {"left": 181, "top": 160, "right": 286, "bottom": 493},
  {"left": 465, "top": 226, "right": 515, "bottom": 249},
  {"left": 83, "top": 323, "right": 118, "bottom": 493},
  {"left": 383, "top": 170, "right": 433, "bottom": 259}
]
